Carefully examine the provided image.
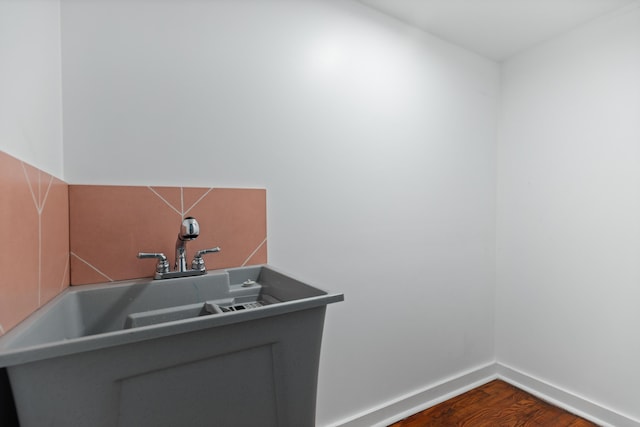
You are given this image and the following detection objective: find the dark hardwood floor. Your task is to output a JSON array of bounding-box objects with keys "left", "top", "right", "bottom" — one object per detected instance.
[{"left": 388, "top": 380, "right": 599, "bottom": 427}]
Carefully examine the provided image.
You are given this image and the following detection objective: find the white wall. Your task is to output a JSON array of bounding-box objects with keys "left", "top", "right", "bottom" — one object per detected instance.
[
  {"left": 61, "top": 0, "right": 499, "bottom": 424},
  {"left": 0, "top": 0, "right": 64, "bottom": 178},
  {"left": 497, "top": 2, "right": 640, "bottom": 422}
]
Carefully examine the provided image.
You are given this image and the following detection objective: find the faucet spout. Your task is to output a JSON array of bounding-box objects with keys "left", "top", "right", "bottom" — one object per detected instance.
[
  {"left": 175, "top": 217, "right": 199, "bottom": 272},
  {"left": 139, "top": 215, "right": 220, "bottom": 279}
]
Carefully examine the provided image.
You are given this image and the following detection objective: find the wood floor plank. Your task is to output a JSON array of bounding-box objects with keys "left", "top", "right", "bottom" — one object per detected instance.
[{"left": 388, "top": 380, "right": 599, "bottom": 427}]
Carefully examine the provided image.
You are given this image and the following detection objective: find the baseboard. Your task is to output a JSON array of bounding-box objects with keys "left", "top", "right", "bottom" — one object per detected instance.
[
  {"left": 496, "top": 363, "right": 640, "bottom": 427},
  {"left": 326, "top": 362, "right": 640, "bottom": 427},
  {"left": 325, "top": 362, "right": 497, "bottom": 427}
]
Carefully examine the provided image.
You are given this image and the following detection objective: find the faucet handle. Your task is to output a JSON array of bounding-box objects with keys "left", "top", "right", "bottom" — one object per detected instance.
[
  {"left": 191, "top": 247, "right": 221, "bottom": 271},
  {"left": 137, "top": 252, "right": 170, "bottom": 275}
]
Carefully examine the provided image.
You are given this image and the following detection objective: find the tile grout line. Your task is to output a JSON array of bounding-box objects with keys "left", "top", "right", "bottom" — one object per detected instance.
[
  {"left": 21, "top": 161, "right": 39, "bottom": 211},
  {"left": 180, "top": 187, "right": 184, "bottom": 217},
  {"left": 70, "top": 252, "right": 114, "bottom": 282},
  {"left": 60, "top": 253, "right": 70, "bottom": 291},
  {"left": 36, "top": 172, "right": 54, "bottom": 305},
  {"left": 22, "top": 163, "right": 45, "bottom": 305},
  {"left": 39, "top": 174, "right": 54, "bottom": 215},
  {"left": 38, "top": 169, "right": 41, "bottom": 208},
  {"left": 38, "top": 214, "right": 42, "bottom": 305},
  {"left": 36, "top": 173, "right": 52, "bottom": 305},
  {"left": 147, "top": 186, "right": 182, "bottom": 216},
  {"left": 37, "top": 171, "right": 41, "bottom": 305},
  {"left": 184, "top": 187, "right": 214, "bottom": 216},
  {"left": 241, "top": 237, "right": 267, "bottom": 267}
]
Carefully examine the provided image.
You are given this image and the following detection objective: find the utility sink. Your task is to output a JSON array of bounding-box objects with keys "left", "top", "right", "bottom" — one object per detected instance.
[{"left": 0, "top": 265, "right": 343, "bottom": 427}]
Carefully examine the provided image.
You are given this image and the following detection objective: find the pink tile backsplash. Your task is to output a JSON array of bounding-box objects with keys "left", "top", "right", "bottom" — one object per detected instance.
[
  {"left": 69, "top": 185, "right": 267, "bottom": 285},
  {"left": 0, "top": 149, "right": 268, "bottom": 334},
  {"left": 0, "top": 151, "right": 70, "bottom": 336}
]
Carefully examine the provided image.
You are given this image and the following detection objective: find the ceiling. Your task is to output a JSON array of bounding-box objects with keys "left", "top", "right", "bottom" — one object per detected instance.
[{"left": 357, "top": 0, "right": 637, "bottom": 61}]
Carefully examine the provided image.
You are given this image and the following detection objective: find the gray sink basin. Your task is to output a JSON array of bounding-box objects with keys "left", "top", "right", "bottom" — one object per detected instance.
[{"left": 0, "top": 265, "right": 343, "bottom": 427}]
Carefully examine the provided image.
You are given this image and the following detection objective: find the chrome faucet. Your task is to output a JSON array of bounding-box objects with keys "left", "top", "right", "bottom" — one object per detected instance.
[
  {"left": 138, "top": 216, "right": 221, "bottom": 279},
  {"left": 175, "top": 217, "right": 199, "bottom": 272}
]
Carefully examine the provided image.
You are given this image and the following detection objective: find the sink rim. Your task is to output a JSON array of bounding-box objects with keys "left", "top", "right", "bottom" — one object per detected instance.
[{"left": 0, "top": 265, "right": 343, "bottom": 367}]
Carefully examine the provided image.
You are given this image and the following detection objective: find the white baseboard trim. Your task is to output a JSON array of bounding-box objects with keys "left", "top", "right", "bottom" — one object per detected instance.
[
  {"left": 496, "top": 363, "right": 640, "bottom": 427},
  {"left": 326, "top": 362, "right": 497, "bottom": 427},
  {"left": 326, "top": 362, "right": 640, "bottom": 427}
]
